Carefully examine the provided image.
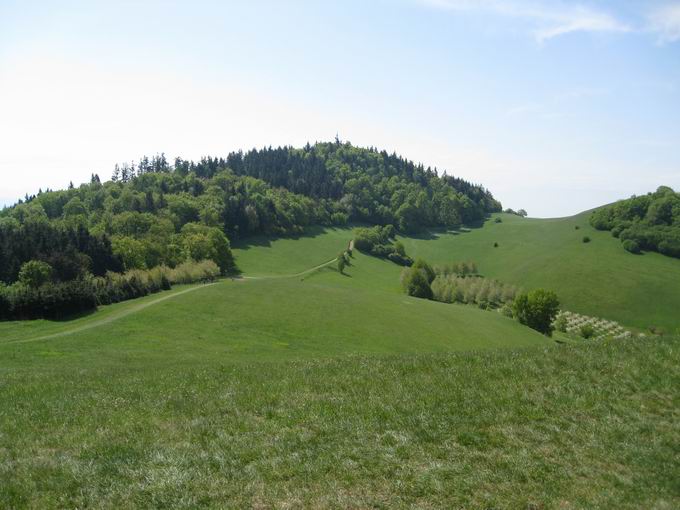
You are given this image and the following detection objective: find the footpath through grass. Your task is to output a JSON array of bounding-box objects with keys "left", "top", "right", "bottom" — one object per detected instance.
[
  {"left": 232, "top": 225, "right": 354, "bottom": 277},
  {"left": 1, "top": 336, "right": 678, "bottom": 508},
  {"left": 0, "top": 275, "right": 547, "bottom": 367}
]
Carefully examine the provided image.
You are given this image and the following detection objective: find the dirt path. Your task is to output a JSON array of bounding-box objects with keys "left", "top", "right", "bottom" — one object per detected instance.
[
  {"left": 4, "top": 251, "right": 348, "bottom": 346},
  {"left": 241, "top": 257, "right": 338, "bottom": 280},
  {"left": 4, "top": 284, "right": 217, "bottom": 345}
]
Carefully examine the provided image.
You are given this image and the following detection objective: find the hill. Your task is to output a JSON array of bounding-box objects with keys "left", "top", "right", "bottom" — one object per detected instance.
[
  {"left": 0, "top": 142, "right": 499, "bottom": 286},
  {"left": 0, "top": 213, "right": 677, "bottom": 507},
  {"left": 399, "top": 211, "right": 680, "bottom": 332}
]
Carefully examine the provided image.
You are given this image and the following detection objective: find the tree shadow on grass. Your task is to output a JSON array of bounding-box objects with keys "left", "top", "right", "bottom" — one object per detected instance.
[
  {"left": 402, "top": 230, "right": 440, "bottom": 241},
  {"left": 232, "top": 224, "right": 357, "bottom": 251},
  {"left": 48, "top": 307, "right": 98, "bottom": 323}
]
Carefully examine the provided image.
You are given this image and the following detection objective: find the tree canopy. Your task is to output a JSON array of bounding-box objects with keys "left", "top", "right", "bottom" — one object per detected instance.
[
  {"left": 1, "top": 142, "right": 501, "bottom": 285},
  {"left": 590, "top": 186, "right": 680, "bottom": 259}
]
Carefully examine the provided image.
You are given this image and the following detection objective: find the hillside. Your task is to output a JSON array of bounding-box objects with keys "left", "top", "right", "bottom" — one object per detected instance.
[
  {"left": 399, "top": 211, "right": 680, "bottom": 332},
  {"left": 1, "top": 212, "right": 677, "bottom": 507},
  {"left": 1, "top": 230, "right": 548, "bottom": 359},
  {"left": 1, "top": 320, "right": 677, "bottom": 507}
]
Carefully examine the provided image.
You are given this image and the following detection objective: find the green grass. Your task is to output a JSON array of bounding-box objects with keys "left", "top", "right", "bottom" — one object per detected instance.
[
  {"left": 399, "top": 212, "right": 680, "bottom": 332},
  {"left": 1, "top": 335, "right": 677, "bottom": 508},
  {"left": 1, "top": 224, "right": 678, "bottom": 507},
  {"left": 232, "top": 225, "right": 354, "bottom": 276},
  {"left": 0, "top": 265, "right": 547, "bottom": 367}
]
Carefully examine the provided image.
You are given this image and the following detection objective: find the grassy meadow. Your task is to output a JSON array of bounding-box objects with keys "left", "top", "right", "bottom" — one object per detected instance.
[
  {"left": 1, "top": 233, "right": 548, "bottom": 365},
  {"left": 1, "top": 334, "right": 678, "bottom": 508},
  {"left": 400, "top": 212, "right": 680, "bottom": 332},
  {"left": 1, "top": 222, "right": 679, "bottom": 507}
]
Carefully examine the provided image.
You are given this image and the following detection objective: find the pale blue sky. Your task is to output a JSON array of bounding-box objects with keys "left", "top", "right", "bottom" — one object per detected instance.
[{"left": 1, "top": 0, "right": 678, "bottom": 216}]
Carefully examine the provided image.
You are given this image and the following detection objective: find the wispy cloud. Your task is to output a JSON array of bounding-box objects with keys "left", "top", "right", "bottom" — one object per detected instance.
[
  {"left": 420, "top": 0, "right": 630, "bottom": 42},
  {"left": 647, "top": 3, "right": 680, "bottom": 44}
]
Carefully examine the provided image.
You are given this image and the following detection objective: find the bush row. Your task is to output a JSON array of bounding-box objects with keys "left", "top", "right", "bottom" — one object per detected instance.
[
  {"left": 354, "top": 225, "right": 413, "bottom": 266},
  {"left": 0, "top": 280, "right": 97, "bottom": 320},
  {"left": 0, "top": 260, "right": 220, "bottom": 321},
  {"left": 434, "top": 261, "right": 478, "bottom": 277},
  {"left": 401, "top": 258, "right": 559, "bottom": 336},
  {"left": 431, "top": 274, "right": 518, "bottom": 309}
]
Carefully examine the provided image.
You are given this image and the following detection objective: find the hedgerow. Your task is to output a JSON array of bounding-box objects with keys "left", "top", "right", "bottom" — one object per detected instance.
[{"left": 0, "top": 260, "right": 219, "bottom": 321}]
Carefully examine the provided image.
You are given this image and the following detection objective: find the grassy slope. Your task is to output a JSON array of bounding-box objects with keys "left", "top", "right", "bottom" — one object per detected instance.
[
  {"left": 1, "top": 227, "right": 547, "bottom": 364},
  {"left": 399, "top": 212, "right": 680, "bottom": 332},
  {"left": 1, "top": 336, "right": 677, "bottom": 508},
  {"left": 232, "top": 225, "right": 354, "bottom": 276},
  {"left": 1, "top": 226, "right": 678, "bottom": 507}
]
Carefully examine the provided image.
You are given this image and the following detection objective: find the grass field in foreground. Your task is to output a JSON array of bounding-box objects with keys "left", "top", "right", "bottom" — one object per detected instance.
[
  {"left": 399, "top": 211, "right": 680, "bottom": 332},
  {"left": 1, "top": 336, "right": 677, "bottom": 508}
]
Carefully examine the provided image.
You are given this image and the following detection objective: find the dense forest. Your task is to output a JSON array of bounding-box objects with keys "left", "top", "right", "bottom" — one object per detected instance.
[
  {"left": 1, "top": 141, "right": 500, "bottom": 285},
  {"left": 590, "top": 186, "right": 680, "bottom": 258}
]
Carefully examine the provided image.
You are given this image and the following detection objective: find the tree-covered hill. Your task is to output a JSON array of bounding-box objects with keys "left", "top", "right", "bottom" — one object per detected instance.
[
  {"left": 590, "top": 186, "right": 680, "bottom": 258},
  {"left": 0, "top": 142, "right": 500, "bottom": 284}
]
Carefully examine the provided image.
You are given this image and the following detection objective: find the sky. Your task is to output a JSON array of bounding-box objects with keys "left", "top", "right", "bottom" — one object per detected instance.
[{"left": 0, "top": 0, "right": 679, "bottom": 217}]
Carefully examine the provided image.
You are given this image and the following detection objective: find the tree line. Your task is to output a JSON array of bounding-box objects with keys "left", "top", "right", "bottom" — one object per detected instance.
[
  {"left": 0, "top": 142, "right": 502, "bottom": 320},
  {"left": 400, "top": 258, "right": 559, "bottom": 336},
  {"left": 590, "top": 186, "right": 680, "bottom": 258},
  {"left": 1, "top": 142, "right": 501, "bottom": 288},
  {"left": 0, "top": 259, "right": 219, "bottom": 321}
]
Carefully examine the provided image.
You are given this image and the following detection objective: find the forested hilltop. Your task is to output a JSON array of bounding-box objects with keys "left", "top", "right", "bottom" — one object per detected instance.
[{"left": 0, "top": 141, "right": 500, "bottom": 285}]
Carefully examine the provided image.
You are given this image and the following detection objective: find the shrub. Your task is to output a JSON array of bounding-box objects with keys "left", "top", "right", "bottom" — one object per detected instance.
[
  {"left": 411, "top": 258, "right": 435, "bottom": 284},
  {"left": 494, "top": 217, "right": 502, "bottom": 223},
  {"left": 493, "top": 242, "right": 499, "bottom": 248},
  {"left": 180, "top": 224, "right": 235, "bottom": 274},
  {"left": 0, "top": 283, "right": 12, "bottom": 320},
  {"left": 353, "top": 225, "right": 411, "bottom": 265},
  {"left": 3, "top": 279, "right": 98, "bottom": 320},
  {"left": 168, "top": 260, "right": 220, "bottom": 284},
  {"left": 648, "top": 326, "right": 665, "bottom": 336},
  {"left": 500, "top": 303, "right": 514, "bottom": 318},
  {"left": 513, "top": 289, "right": 560, "bottom": 336},
  {"left": 554, "top": 314, "right": 568, "bottom": 333},
  {"left": 579, "top": 324, "right": 595, "bottom": 339},
  {"left": 575, "top": 225, "right": 580, "bottom": 230},
  {"left": 431, "top": 274, "right": 517, "bottom": 309},
  {"left": 18, "top": 260, "right": 53, "bottom": 288},
  {"left": 330, "top": 212, "right": 349, "bottom": 225},
  {"left": 401, "top": 267, "right": 433, "bottom": 299},
  {"left": 582, "top": 236, "right": 591, "bottom": 243},
  {"left": 622, "top": 239, "right": 641, "bottom": 254},
  {"left": 387, "top": 252, "right": 413, "bottom": 266},
  {"left": 370, "top": 244, "right": 393, "bottom": 257},
  {"left": 353, "top": 225, "right": 391, "bottom": 252},
  {"left": 337, "top": 252, "right": 347, "bottom": 274},
  {"left": 435, "top": 261, "right": 478, "bottom": 277},
  {"left": 658, "top": 238, "right": 680, "bottom": 258}
]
